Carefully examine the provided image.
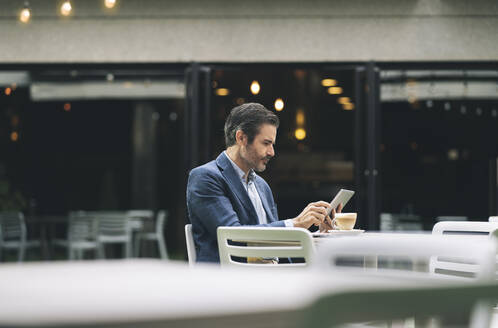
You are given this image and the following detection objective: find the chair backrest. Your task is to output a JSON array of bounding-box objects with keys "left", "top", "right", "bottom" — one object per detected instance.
[
  {"left": 68, "top": 212, "right": 98, "bottom": 242},
  {"left": 0, "top": 211, "right": 26, "bottom": 241},
  {"left": 313, "top": 234, "right": 496, "bottom": 281},
  {"left": 217, "top": 227, "right": 315, "bottom": 268},
  {"left": 155, "top": 210, "right": 167, "bottom": 234},
  {"left": 126, "top": 210, "right": 154, "bottom": 220},
  {"left": 431, "top": 221, "right": 498, "bottom": 279},
  {"left": 98, "top": 214, "right": 131, "bottom": 237},
  {"left": 185, "top": 224, "right": 196, "bottom": 266}
]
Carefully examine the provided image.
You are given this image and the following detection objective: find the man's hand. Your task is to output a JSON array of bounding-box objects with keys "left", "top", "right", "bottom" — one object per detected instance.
[
  {"left": 292, "top": 201, "right": 330, "bottom": 229},
  {"left": 319, "top": 203, "right": 343, "bottom": 232}
]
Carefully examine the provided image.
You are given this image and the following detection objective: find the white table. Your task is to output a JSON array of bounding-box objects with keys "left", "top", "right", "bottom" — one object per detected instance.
[{"left": 0, "top": 259, "right": 493, "bottom": 328}]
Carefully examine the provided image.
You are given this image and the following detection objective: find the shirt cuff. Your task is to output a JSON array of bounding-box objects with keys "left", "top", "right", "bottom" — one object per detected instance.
[{"left": 284, "top": 219, "right": 294, "bottom": 227}]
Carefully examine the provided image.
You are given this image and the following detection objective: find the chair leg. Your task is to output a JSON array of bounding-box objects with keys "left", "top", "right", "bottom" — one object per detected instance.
[
  {"left": 134, "top": 236, "right": 141, "bottom": 257},
  {"left": 98, "top": 244, "right": 105, "bottom": 259},
  {"left": 18, "top": 244, "right": 26, "bottom": 262},
  {"left": 125, "top": 241, "right": 132, "bottom": 258},
  {"left": 158, "top": 237, "right": 168, "bottom": 260}
]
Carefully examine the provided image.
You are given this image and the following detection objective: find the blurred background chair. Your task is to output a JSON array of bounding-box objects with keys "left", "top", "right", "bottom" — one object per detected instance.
[
  {"left": 185, "top": 224, "right": 196, "bottom": 266},
  {"left": 52, "top": 211, "right": 99, "bottom": 260},
  {"left": 134, "top": 210, "right": 168, "bottom": 259},
  {"left": 97, "top": 213, "right": 133, "bottom": 259},
  {"left": 0, "top": 211, "right": 40, "bottom": 262},
  {"left": 217, "top": 227, "right": 315, "bottom": 268}
]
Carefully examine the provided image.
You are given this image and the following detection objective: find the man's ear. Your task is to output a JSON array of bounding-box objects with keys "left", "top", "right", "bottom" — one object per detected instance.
[{"left": 235, "top": 130, "right": 247, "bottom": 146}]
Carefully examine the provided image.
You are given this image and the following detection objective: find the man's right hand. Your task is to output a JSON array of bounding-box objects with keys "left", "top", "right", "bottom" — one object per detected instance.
[{"left": 291, "top": 201, "right": 330, "bottom": 229}]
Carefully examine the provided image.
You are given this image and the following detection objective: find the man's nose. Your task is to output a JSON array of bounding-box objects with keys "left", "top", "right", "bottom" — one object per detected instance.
[{"left": 268, "top": 145, "right": 275, "bottom": 157}]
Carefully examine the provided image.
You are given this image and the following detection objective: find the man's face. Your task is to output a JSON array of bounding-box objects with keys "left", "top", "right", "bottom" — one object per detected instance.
[{"left": 240, "top": 123, "right": 276, "bottom": 172}]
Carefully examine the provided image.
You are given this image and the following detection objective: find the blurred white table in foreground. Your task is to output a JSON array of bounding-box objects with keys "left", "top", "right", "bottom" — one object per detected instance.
[{"left": 0, "top": 260, "right": 495, "bottom": 328}]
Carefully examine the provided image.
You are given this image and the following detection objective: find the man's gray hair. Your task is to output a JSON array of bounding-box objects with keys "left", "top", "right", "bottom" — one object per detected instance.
[{"left": 224, "top": 103, "right": 280, "bottom": 147}]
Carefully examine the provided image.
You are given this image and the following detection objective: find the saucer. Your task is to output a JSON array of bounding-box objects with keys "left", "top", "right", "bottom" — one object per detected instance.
[
  {"left": 326, "top": 229, "right": 365, "bottom": 235},
  {"left": 312, "top": 229, "right": 364, "bottom": 237}
]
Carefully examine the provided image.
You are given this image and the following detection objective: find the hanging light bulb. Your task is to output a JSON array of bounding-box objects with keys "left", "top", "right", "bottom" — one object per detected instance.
[
  {"left": 19, "top": 2, "right": 31, "bottom": 23},
  {"left": 60, "top": 0, "right": 72, "bottom": 16},
  {"left": 250, "top": 81, "right": 260, "bottom": 95},
  {"left": 274, "top": 98, "right": 284, "bottom": 111},
  {"left": 104, "top": 0, "right": 116, "bottom": 9}
]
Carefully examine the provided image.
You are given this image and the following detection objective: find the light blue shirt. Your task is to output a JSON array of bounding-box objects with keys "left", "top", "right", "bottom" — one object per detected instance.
[{"left": 224, "top": 152, "right": 293, "bottom": 227}]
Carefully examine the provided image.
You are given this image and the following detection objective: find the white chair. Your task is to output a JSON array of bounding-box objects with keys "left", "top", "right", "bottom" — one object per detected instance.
[
  {"left": 185, "top": 224, "right": 196, "bottom": 266},
  {"left": 313, "top": 234, "right": 497, "bottom": 328},
  {"left": 134, "top": 210, "right": 168, "bottom": 259},
  {"left": 0, "top": 211, "right": 40, "bottom": 262},
  {"left": 431, "top": 221, "right": 498, "bottom": 279},
  {"left": 97, "top": 213, "right": 133, "bottom": 258},
  {"left": 217, "top": 226, "right": 315, "bottom": 268},
  {"left": 53, "top": 212, "right": 100, "bottom": 260}
]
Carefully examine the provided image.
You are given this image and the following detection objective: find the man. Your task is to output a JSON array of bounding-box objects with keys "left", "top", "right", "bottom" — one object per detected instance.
[{"left": 187, "top": 103, "right": 339, "bottom": 263}]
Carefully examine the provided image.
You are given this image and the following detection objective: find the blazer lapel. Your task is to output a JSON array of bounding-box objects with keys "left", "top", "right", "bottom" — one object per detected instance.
[{"left": 216, "top": 153, "right": 258, "bottom": 224}]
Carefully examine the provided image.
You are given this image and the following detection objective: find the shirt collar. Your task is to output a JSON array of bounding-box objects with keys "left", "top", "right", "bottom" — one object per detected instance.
[{"left": 223, "top": 151, "right": 255, "bottom": 183}]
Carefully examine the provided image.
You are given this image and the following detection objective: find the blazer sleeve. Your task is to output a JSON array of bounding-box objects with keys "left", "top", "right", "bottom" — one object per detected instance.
[{"left": 187, "top": 168, "right": 285, "bottom": 239}]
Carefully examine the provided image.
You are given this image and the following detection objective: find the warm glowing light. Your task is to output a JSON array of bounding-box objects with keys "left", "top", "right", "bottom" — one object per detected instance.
[
  {"left": 11, "top": 131, "right": 19, "bottom": 142},
  {"left": 274, "top": 98, "right": 284, "bottom": 111},
  {"left": 321, "top": 79, "right": 337, "bottom": 87},
  {"left": 61, "top": 1, "right": 72, "bottom": 16},
  {"left": 296, "top": 109, "right": 305, "bottom": 125},
  {"left": 64, "top": 103, "right": 71, "bottom": 111},
  {"left": 104, "top": 0, "right": 116, "bottom": 9},
  {"left": 294, "top": 128, "right": 306, "bottom": 140},
  {"left": 250, "top": 81, "right": 260, "bottom": 95},
  {"left": 236, "top": 97, "right": 245, "bottom": 105},
  {"left": 327, "top": 87, "right": 343, "bottom": 95},
  {"left": 338, "top": 97, "right": 351, "bottom": 105},
  {"left": 5, "top": 87, "right": 12, "bottom": 96},
  {"left": 11, "top": 116, "right": 20, "bottom": 127},
  {"left": 19, "top": 5, "right": 31, "bottom": 23},
  {"left": 343, "top": 103, "right": 355, "bottom": 110},
  {"left": 215, "top": 88, "right": 230, "bottom": 96}
]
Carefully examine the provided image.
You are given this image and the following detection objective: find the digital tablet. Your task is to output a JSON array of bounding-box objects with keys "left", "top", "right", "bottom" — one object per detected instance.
[{"left": 326, "top": 189, "right": 355, "bottom": 216}]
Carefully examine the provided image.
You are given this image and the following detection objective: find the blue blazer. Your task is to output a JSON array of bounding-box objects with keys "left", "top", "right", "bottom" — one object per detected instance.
[{"left": 186, "top": 152, "right": 285, "bottom": 263}]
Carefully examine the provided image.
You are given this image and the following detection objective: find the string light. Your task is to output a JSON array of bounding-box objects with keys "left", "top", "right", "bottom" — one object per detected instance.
[
  {"left": 294, "top": 128, "right": 306, "bottom": 140},
  {"left": 343, "top": 103, "right": 355, "bottom": 110},
  {"left": 104, "top": 0, "right": 117, "bottom": 9},
  {"left": 337, "top": 97, "right": 351, "bottom": 105},
  {"left": 19, "top": 2, "right": 31, "bottom": 23},
  {"left": 327, "top": 87, "right": 342, "bottom": 95},
  {"left": 321, "top": 79, "right": 337, "bottom": 87},
  {"left": 215, "top": 88, "right": 230, "bottom": 96},
  {"left": 60, "top": 1, "right": 72, "bottom": 16},
  {"left": 274, "top": 98, "right": 284, "bottom": 111},
  {"left": 250, "top": 81, "right": 260, "bottom": 95},
  {"left": 11, "top": 132, "right": 19, "bottom": 142}
]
